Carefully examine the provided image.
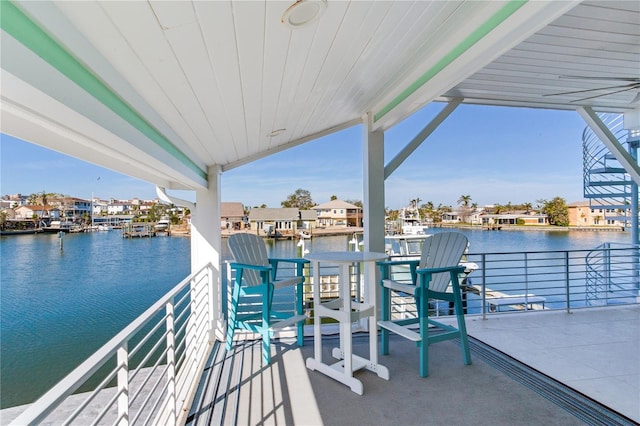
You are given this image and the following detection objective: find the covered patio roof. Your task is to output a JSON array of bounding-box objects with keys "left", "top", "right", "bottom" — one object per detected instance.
[{"left": 2, "top": 0, "right": 639, "bottom": 192}]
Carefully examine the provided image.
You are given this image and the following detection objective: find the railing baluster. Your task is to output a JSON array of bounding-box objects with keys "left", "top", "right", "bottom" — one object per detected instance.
[
  {"left": 117, "top": 343, "right": 129, "bottom": 426},
  {"left": 565, "top": 251, "right": 571, "bottom": 314},
  {"left": 166, "top": 300, "right": 176, "bottom": 424},
  {"left": 481, "top": 254, "right": 487, "bottom": 320}
]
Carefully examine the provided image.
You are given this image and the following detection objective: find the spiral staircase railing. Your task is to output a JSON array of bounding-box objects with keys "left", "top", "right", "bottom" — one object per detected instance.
[
  {"left": 583, "top": 113, "right": 639, "bottom": 305},
  {"left": 582, "top": 113, "right": 634, "bottom": 214}
]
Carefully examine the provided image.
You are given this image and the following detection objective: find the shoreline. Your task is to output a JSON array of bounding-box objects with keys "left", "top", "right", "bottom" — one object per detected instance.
[{"left": 0, "top": 225, "right": 626, "bottom": 240}]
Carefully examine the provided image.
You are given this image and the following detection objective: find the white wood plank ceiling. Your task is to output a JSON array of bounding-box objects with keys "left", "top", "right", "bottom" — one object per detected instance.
[{"left": 1, "top": 0, "right": 639, "bottom": 190}]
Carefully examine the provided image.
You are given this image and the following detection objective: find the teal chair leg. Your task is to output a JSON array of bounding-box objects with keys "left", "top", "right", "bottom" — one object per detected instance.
[
  {"left": 380, "top": 265, "right": 391, "bottom": 356},
  {"left": 452, "top": 275, "right": 472, "bottom": 366},
  {"left": 262, "top": 286, "right": 271, "bottom": 364},
  {"left": 296, "top": 263, "right": 305, "bottom": 347},
  {"left": 417, "top": 287, "right": 429, "bottom": 378},
  {"left": 380, "top": 285, "right": 391, "bottom": 355}
]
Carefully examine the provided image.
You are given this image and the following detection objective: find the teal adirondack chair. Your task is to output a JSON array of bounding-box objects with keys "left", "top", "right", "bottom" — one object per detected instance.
[
  {"left": 377, "top": 232, "right": 472, "bottom": 377},
  {"left": 227, "top": 233, "right": 308, "bottom": 364}
]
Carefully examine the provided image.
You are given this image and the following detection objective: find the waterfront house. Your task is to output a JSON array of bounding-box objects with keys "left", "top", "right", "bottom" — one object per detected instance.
[
  {"left": 2, "top": 1, "right": 639, "bottom": 424},
  {"left": 568, "top": 200, "right": 630, "bottom": 228},
  {"left": 14, "top": 205, "right": 60, "bottom": 221},
  {"left": 299, "top": 209, "right": 318, "bottom": 231},
  {"left": 312, "top": 199, "right": 362, "bottom": 227},
  {"left": 481, "top": 212, "right": 549, "bottom": 227},
  {"left": 47, "top": 197, "right": 91, "bottom": 220},
  {"left": 248, "top": 207, "right": 301, "bottom": 236},
  {"left": 220, "top": 202, "right": 246, "bottom": 230},
  {"left": 442, "top": 207, "right": 484, "bottom": 225}
]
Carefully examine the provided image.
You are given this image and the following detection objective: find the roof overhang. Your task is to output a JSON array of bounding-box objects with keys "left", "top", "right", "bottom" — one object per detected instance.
[{"left": 1, "top": 1, "right": 638, "bottom": 190}]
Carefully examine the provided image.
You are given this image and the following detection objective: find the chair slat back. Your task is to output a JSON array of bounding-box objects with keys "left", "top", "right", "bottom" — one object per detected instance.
[
  {"left": 418, "top": 232, "right": 468, "bottom": 292},
  {"left": 228, "top": 234, "right": 269, "bottom": 287}
]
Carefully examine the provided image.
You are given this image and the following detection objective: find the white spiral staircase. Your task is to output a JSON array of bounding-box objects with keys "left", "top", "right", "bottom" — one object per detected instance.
[{"left": 583, "top": 112, "right": 640, "bottom": 305}]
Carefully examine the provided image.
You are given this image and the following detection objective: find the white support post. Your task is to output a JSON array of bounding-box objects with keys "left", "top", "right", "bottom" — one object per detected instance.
[
  {"left": 171, "top": 166, "right": 222, "bottom": 425},
  {"left": 116, "top": 344, "right": 129, "bottom": 426},
  {"left": 165, "top": 301, "right": 176, "bottom": 424},
  {"left": 191, "top": 166, "right": 223, "bottom": 341},
  {"left": 362, "top": 113, "right": 385, "bottom": 325},
  {"left": 362, "top": 113, "right": 386, "bottom": 254}
]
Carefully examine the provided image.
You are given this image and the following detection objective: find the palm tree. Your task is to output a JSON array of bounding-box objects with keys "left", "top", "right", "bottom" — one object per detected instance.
[{"left": 457, "top": 195, "right": 472, "bottom": 207}]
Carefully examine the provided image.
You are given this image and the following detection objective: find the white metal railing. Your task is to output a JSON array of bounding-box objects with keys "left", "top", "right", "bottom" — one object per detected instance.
[
  {"left": 11, "top": 263, "right": 215, "bottom": 426},
  {"left": 15, "top": 246, "right": 639, "bottom": 425},
  {"left": 429, "top": 246, "right": 638, "bottom": 318},
  {"left": 227, "top": 245, "right": 640, "bottom": 324},
  {"left": 343, "top": 246, "right": 640, "bottom": 321},
  {"left": 586, "top": 243, "right": 640, "bottom": 306}
]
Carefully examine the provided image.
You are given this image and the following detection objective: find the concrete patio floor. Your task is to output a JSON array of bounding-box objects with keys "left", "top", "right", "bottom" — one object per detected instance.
[
  {"left": 187, "top": 304, "right": 638, "bottom": 425},
  {"left": 447, "top": 304, "right": 639, "bottom": 423}
]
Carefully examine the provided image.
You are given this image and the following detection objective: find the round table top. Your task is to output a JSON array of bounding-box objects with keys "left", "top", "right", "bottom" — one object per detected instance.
[{"left": 305, "top": 251, "right": 388, "bottom": 264}]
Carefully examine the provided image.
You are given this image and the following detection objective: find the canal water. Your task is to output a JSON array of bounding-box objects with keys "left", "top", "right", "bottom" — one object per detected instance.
[{"left": 0, "top": 229, "right": 633, "bottom": 408}]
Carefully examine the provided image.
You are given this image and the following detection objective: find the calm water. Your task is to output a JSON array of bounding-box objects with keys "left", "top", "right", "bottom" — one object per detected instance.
[{"left": 0, "top": 228, "right": 633, "bottom": 408}]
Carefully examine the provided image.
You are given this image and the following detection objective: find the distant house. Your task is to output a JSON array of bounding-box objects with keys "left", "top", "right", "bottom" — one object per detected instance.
[
  {"left": 248, "top": 208, "right": 300, "bottom": 236},
  {"left": 14, "top": 205, "right": 60, "bottom": 220},
  {"left": 567, "top": 201, "right": 628, "bottom": 227},
  {"left": 442, "top": 208, "right": 484, "bottom": 225},
  {"left": 481, "top": 212, "right": 548, "bottom": 227},
  {"left": 221, "top": 202, "right": 246, "bottom": 230},
  {"left": 50, "top": 197, "right": 92, "bottom": 219},
  {"left": 312, "top": 200, "right": 362, "bottom": 227},
  {"left": 298, "top": 209, "right": 317, "bottom": 231},
  {"left": 107, "top": 202, "right": 132, "bottom": 215}
]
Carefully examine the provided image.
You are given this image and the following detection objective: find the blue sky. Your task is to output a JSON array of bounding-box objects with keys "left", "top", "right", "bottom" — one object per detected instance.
[{"left": 1, "top": 103, "right": 587, "bottom": 209}]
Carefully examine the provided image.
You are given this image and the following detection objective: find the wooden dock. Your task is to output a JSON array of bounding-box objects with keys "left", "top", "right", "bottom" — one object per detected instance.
[{"left": 122, "top": 223, "right": 155, "bottom": 238}]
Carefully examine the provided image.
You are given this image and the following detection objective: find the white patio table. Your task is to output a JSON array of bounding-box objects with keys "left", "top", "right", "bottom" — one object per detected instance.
[{"left": 305, "top": 251, "right": 390, "bottom": 395}]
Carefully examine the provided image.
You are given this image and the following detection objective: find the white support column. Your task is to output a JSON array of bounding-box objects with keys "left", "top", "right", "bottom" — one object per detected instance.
[
  {"left": 362, "top": 113, "right": 385, "bottom": 327},
  {"left": 191, "top": 165, "right": 223, "bottom": 340},
  {"left": 362, "top": 112, "right": 385, "bottom": 254}
]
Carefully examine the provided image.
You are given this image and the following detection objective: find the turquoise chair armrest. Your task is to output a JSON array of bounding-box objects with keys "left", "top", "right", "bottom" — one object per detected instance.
[
  {"left": 268, "top": 258, "right": 309, "bottom": 280},
  {"left": 377, "top": 259, "right": 420, "bottom": 285},
  {"left": 376, "top": 259, "right": 420, "bottom": 267},
  {"left": 416, "top": 265, "right": 466, "bottom": 294},
  {"left": 416, "top": 265, "right": 466, "bottom": 275},
  {"left": 269, "top": 257, "right": 310, "bottom": 265},
  {"left": 230, "top": 262, "right": 272, "bottom": 286},
  {"left": 229, "top": 262, "right": 272, "bottom": 272}
]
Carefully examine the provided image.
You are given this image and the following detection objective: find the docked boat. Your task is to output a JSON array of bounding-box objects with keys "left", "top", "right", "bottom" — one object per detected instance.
[
  {"left": 388, "top": 199, "right": 429, "bottom": 235},
  {"left": 41, "top": 220, "right": 77, "bottom": 233},
  {"left": 154, "top": 216, "right": 171, "bottom": 232},
  {"left": 299, "top": 230, "right": 312, "bottom": 239}
]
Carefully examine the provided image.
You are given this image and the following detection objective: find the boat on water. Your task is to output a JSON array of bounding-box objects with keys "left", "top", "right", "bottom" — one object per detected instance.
[
  {"left": 154, "top": 216, "right": 171, "bottom": 232},
  {"left": 88, "top": 224, "right": 113, "bottom": 232},
  {"left": 388, "top": 199, "right": 429, "bottom": 235},
  {"left": 40, "top": 220, "right": 79, "bottom": 233}
]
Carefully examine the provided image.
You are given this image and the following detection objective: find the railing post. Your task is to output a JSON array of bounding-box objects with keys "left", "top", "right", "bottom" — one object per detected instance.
[
  {"left": 117, "top": 343, "right": 129, "bottom": 426},
  {"left": 565, "top": 251, "right": 571, "bottom": 314},
  {"left": 605, "top": 243, "right": 611, "bottom": 305},
  {"left": 524, "top": 253, "right": 529, "bottom": 310},
  {"left": 481, "top": 254, "right": 487, "bottom": 320},
  {"left": 166, "top": 300, "right": 176, "bottom": 424}
]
